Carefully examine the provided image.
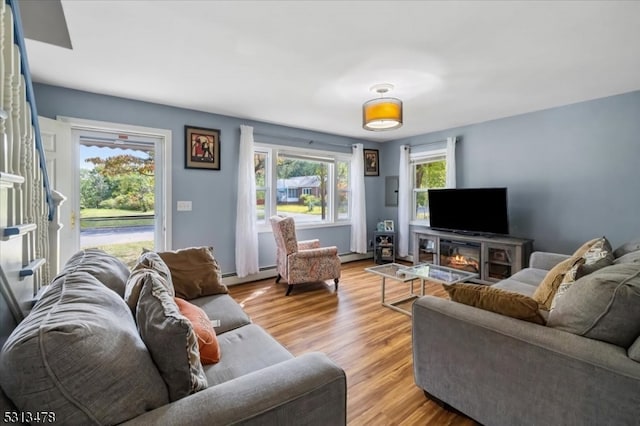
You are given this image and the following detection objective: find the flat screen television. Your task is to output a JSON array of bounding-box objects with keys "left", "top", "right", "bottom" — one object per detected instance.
[{"left": 427, "top": 187, "right": 509, "bottom": 236}]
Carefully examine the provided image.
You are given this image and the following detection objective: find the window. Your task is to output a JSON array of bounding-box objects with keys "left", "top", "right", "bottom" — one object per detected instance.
[
  {"left": 412, "top": 152, "right": 446, "bottom": 221},
  {"left": 254, "top": 143, "right": 351, "bottom": 228}
]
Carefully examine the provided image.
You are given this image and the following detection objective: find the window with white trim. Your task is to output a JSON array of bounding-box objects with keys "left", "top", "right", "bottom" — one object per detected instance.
[
  {"left": 254, "top": 143, "right": 351, "bottom": 227},
  {"left": 412, "top": 150, "right": 447, "bottom": 222}
]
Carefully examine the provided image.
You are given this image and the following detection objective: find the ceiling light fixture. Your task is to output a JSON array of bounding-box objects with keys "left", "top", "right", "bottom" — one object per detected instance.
[{"left": 362, "top": 83, "right": 403, "bottom": 131}]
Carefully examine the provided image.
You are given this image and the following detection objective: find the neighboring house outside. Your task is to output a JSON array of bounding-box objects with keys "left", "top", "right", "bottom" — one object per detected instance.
[{"left": 276, "top": 176, "right": 321, "bottom": 203}]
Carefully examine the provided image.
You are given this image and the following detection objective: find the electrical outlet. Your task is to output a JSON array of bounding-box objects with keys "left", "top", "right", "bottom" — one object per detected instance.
[{"left": 177, "top": 201, "right": 192, "bottom": 211}]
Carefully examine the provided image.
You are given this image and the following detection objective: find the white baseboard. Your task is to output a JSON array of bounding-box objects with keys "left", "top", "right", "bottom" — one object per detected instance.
[{"left": 222, "top": 251, "right": 374, "bottom": 286}]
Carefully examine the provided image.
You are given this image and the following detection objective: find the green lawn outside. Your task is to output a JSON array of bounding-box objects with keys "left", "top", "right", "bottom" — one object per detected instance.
[{"left": 80, "top": 208, "right": 154, "bottom": 229}]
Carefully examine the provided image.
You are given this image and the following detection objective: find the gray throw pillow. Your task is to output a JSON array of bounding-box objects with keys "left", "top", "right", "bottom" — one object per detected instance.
[
  {"left": 547, "top": 263, "right": 640, "bottom": 348},
  {"left": 63, "top": 248, "right": 130, "bottom": 297},
  {"left": 613, "top": 238, "right": 640, "bottom": 258},
  {"left": 0, "top": 272, "right": 169, "bottom": 425},
  {"left": 614, "top": 250, "right": 640, "bottom": 265},
  {"left": 135, "top": 270, "right": 208, "bottom": 401},
  {"left": 125, "top": 252, "right": 175, "bottom": 312}
]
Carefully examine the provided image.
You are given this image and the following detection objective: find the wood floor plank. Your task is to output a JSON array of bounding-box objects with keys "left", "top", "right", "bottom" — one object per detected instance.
[{"left": 229, "top": 260, "right": 477, "bottom": 426}]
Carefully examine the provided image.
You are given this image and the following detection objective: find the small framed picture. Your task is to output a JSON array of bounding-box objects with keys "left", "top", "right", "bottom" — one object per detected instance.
[
  {"left": 384, "top": 220, "right": 394, "bottom": 232},
  {"left": 364, "top": 148, "right": 379, "bottom": 176},
  {"left": 185, "top": 126, "right": 221, "bottom": 170}
]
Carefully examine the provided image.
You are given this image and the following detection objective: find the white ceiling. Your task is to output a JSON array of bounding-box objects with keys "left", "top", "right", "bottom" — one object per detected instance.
[{"left": 22, "top": 0, "right": 640, "bottom": 142}]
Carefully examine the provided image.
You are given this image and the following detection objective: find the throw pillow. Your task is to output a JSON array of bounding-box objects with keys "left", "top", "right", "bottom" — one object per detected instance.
[
  {"left": 445, "top": 283, "right": 546, "bottom": 325},
  {"left": 0, "top": 272, "right": 169, "bottom": 425},
  {"left": 135, "top": 270, "right": 208, "bottom": 401},
  {"left": 174, "top": 297, "right": 221, "bottom": 364},
  {"left": 63, "top": 248, "right": 130, "bottom": 297},
  {"left": 151, "top": 246, "right": 228, "bottom": 299},
  {"left": 547, "top": 263, "right": 640, "bottom": 348},
  {"left": 132, "top": 250, "right": 174, "bottom": 287},
  {"left": 613, "top": 237, "right": 640, "bottom": 259},
  {"left": 125, "top": 252, "right": 175, "bottom": 313},
  {"left": 532, "top": 237, "right": 603, "bottom": 310},
  {"left": 550, "top": 237, "right": 615, "bottom": 312},
  {"left": 614, "top": 250, "right": 640, "bottom": 265}
]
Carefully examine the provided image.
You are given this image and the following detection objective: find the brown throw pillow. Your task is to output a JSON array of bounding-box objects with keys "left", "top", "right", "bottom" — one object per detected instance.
[
  {"left": 445, "top": 283, "right": 546, "bottom": 325},
  {"left": 151, "top": 247, "right": 228, "bottom": 300},
  {"left": 532, "top": 237, "right": 603, "bottom": 310}
]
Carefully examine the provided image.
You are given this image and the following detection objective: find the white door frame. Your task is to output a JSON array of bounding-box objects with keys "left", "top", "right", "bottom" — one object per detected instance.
[{"left": 58, "top": 116, "right": 172, "bottom": 252}]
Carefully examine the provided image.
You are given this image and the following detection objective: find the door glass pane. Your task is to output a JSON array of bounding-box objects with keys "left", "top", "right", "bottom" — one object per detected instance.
[{"left": 79, "top": 142, "right": 154, "bottom": 268}]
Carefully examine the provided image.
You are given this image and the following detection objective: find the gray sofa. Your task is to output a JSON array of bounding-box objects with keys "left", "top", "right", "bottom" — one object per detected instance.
[
  {"left": 0, "top": 249, "right": 347, "bottom": 425},
  {"left": 412, "top": 249, "right": 640, "bottom": 426}
]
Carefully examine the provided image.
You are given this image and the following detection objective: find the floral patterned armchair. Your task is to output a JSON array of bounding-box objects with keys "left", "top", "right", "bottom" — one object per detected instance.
[{"left": 269, "top": 216, "right": 341, "bottom": 296}]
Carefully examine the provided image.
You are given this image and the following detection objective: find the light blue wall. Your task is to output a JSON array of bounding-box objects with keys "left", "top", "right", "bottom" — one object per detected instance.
[
  {"left": 35, "top": 83, "right": 640, "bottom": 267},
  {"left": 377, "top": 90, "right": 640, "bottom": 254},
  {"left": 34, "top": 84, "right": 384, "bottom": 273}
]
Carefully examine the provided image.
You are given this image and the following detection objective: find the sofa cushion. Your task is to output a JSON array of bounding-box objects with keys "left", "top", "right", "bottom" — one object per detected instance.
[
  {"left": 533, "top": 237, "right": 605, "bottom": 309},
  {"left": 152, "top": 247, "right": 228, "bottom": 299},
  {"left": 175, "top": 297, "right": 221, "bottom": 364},
  {"left": 0, "top": 272, "right": 168, "bottom": 425},
  {"left": 190, "top": 293, "right": 252, "bottom": 334},
  {"left": 629, "top": 336, "right": 640, "bottom": 362},
  {"left": 547, "top": 263, "right": 640, "bottom": 347},
  {"left": 444, "top": 283, "right": 545, "bottom": 325},
  {"left": 63, "top": 248, "right": 130, "bottom": 297},
  {"left": 614, "top": 250, "right": 640, "bottom": 265},
  {"left": 613, "top": 237, "right": 640, "bottom": 258},
  {"left": 492, "top": 268, "right": 547, "bottom": 297},
  {"left": 136, "top": 270, "right": 208, "bottom": 401},
  {"left": 204, "top": 324, "right": 293, "bottom": 386}
]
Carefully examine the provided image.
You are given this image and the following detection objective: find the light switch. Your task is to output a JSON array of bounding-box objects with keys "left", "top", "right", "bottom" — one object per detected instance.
[{"left": 177, "top": 201, "right": 192, "bottom": 211}]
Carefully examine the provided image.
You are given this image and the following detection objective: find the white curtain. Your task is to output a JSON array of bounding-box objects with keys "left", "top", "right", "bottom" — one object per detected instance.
[
  {"left": 350, "top": 144, "right": 367, "bottom": 253},
  {"left": 397, "top": 145, "right": 411, "bottom": 257},
  {"left": 446, "top": 136, "right": 457, "bottom": 188},
  {"left": 235, "top": 125, "right": 259, "bottom": 277}
]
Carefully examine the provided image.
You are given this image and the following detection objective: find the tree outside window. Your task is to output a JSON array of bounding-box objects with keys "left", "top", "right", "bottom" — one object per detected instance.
[{"left": 413, "top": 159, "right": 446, "bottom": 220}]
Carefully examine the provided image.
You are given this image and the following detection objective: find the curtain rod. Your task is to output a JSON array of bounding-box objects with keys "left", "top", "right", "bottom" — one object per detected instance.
[
  {"left": 404, "top": 138, "right": 450, "bottom": 150},
  {"left": 254, "top": 131, "right": 353, "bottom": 149}
]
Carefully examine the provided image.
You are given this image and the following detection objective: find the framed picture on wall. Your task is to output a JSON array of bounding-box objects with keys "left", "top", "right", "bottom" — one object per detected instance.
[
  {"left": 185, "top": 126, "right": 221, "bottom": 170},
  {"left": 364, "top": 148, "right": 379, "bottom": 176}
]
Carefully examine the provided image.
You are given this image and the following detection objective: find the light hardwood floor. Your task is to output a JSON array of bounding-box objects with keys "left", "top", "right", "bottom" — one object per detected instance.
[{"left": 228, "top": 259, "right": 478, "bottom": 426}]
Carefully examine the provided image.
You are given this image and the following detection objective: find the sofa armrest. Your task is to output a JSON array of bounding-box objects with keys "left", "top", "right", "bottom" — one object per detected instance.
[
  {"left": 120, "top": 352, "right": 346, "bottom": 426},
  {"left": 529, "top": 251, "right": 571, "bottom": 270},
  {"left": 412, "top": 296, "right": 640, "bottom": 426}
]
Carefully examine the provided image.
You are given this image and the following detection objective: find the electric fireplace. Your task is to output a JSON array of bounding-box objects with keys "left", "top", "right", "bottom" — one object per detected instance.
[{"left": 439, "top": 239, "right": 481, "bottom": 274}]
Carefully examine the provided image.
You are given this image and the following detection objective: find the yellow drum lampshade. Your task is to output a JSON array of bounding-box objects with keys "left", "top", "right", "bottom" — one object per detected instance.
[{"left": 362, "top": 97, "right": 403, "bottom": 131}]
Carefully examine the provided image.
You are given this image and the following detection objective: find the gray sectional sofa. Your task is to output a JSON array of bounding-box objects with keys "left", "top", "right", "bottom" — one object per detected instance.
[
  {"left": 412, "top": 244, "right": 640, "bottom": 426},
  {"left": 1, "top": 249, "right": 347, "bottom": 425}
]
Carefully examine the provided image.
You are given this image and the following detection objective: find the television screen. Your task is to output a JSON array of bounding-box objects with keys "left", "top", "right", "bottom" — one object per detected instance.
[{"left": 427, "top": 188, "right": 509, "bottom": 235}]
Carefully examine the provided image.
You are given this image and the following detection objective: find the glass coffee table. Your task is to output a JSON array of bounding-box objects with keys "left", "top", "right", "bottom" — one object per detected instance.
[
  {"left": 402, "top": 263, "right": 479, "bottom": 287},
  {"left": 365, "top": 263, "right": 424, "bottom": 316},
  {"left": 365, "top": 263, "right": 478, "bottom": 316}
]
